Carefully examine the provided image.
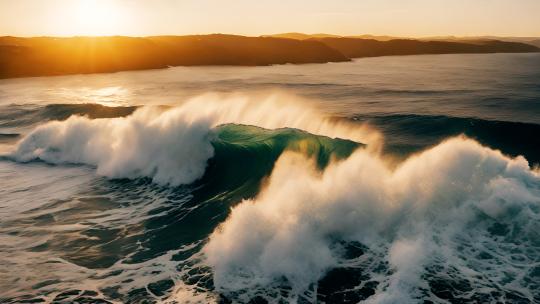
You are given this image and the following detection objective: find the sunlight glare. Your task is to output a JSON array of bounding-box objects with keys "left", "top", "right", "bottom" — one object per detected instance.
[{"left": 73, "top": 0, "right": 127, "bottom": 36}]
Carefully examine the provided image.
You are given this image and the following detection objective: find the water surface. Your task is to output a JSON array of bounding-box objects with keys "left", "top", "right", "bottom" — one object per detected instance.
[{"left": 1, "top": 53, "right": 540, "bottom": 303}]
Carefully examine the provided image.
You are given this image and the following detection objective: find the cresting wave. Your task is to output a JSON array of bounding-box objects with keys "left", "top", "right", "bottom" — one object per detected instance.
[
  {"left": 3, "top": 94, "right": 540, "bottom": 303},
  {"left": 7, "top": 93, "right": 378, "bottom": 186}
]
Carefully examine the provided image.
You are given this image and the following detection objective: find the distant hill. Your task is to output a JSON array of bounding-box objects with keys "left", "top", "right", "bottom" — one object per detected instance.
[
  {"left": 528, "top": 40, "right": 540, "bottom": 48},
  {"left": 262, "top": 33, "right": 342, "bottom": 40},
  {"left": 311, "top": 37, "right": 539, "bottom": 58},
  {"left": 268, "top": 33, "right": 540, "bottom": 46},
  {"left": 0, "top": 34, "right": 538, "bottom": 79},
  {"left": 477, "top": 37, "right": 540, "bottom": 48},
  {"left": 344, "top": 35, "right": 400, "bottom": 41},
  {"left": 420, "top": 36, "right": 540, "bottom": 48},
  {"left": 263, "top": 33, "right": 399, "bottom": 41}
]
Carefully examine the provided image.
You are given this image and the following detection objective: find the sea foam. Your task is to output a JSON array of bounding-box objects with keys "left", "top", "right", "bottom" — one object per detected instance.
[
  {"left": 9, "top": 93, "right": 540, "bottom": 302},
  {"left": 205, "top": 137, "right": 540, "bottom": 302}
]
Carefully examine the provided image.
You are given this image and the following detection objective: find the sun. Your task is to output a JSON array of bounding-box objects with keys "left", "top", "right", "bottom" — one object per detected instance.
[{"left": 73, "top": 0, "right": 127, "bottom": 36}]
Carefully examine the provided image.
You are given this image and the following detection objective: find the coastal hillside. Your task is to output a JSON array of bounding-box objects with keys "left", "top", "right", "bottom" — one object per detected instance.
[
  {"left": 0, "top": 34, "right": 538, "bottom": 79},
  {"left": 0, "top": 35, "right": 348, "bottom": 79}
]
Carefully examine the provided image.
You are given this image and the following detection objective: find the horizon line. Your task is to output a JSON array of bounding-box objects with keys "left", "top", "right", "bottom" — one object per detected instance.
[{"left": 2, "top": 32, "right": 540, "bottom": 39}]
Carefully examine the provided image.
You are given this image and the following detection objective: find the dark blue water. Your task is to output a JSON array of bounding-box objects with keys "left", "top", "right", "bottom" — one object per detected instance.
[{"left": 1, "top": 53, "right": 540, "bottom": 303}]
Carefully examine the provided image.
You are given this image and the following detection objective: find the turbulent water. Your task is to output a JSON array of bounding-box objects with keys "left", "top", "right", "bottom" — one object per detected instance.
[{"left": 1, "top": 53, "right": 540, "bottom": 303}]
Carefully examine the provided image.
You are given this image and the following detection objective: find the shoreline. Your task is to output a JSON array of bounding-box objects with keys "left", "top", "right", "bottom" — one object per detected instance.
[{"left": 2, "top": 52, "right": 539, "bottom": 81}]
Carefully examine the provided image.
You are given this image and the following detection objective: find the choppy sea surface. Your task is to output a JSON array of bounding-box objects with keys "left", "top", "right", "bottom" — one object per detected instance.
[{"left": 1, "top": 53, "right": 540, "bottom": 303}]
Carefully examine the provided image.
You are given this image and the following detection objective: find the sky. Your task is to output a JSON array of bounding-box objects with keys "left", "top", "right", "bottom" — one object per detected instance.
[{"left": 0, "top": 0, "right": 539, "bottom": 37}]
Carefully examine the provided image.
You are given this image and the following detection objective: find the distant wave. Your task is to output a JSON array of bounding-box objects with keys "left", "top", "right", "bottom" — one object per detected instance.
[
  {"left": 0, "top": 132, "right": 20, "bottom": 141},
  {"left": 354, "top": 114, "right": 540, "bottom": 165},
  {"left": 0, "top": 103, "right": 138, "bottom": 129}
]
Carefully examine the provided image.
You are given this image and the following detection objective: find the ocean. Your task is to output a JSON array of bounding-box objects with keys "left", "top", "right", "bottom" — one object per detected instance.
[{"left": 1, "top": 53, "right": 540, "bottom": 303}]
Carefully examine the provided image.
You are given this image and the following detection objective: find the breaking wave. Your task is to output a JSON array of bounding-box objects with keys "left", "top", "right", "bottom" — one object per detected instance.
[
  {"left": 3, "top": 94, "right": 540, "bottom": 303},
  {"left": 206, "top": 137, "right": 540, "bottom": 303},
  {"left": 7, "top": 93, "right": 377, "bottom": 186}
]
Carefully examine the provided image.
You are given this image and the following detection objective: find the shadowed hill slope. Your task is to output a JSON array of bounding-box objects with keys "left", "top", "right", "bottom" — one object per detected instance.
[
  {"left": 529, "top": 40, "right": 540, "bottom": 48},
  {"left": 149, "top": 35, "right": 348, "bottom": 66},
  {"left": 0, "top": 35, "right": 348, "bottom": 79}
]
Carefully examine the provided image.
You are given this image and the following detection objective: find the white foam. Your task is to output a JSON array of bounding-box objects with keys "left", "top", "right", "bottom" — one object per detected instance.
[
  {"left": 205, "top": 137, "right": 540, "bottom": 302},
  {"left": 12, "top": 107, "right": 215, "bottom": 186}
]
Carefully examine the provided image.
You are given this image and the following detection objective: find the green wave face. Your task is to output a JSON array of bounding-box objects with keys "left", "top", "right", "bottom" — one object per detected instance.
[
  {"left": 124, "top": 124, "right": 364, "bottom": 265},
  {"left": 214, "top": 124, "right": 361, "bottom": 168},
  {"left": 196, "top": 124, "right": 362, "bottom": 205}
]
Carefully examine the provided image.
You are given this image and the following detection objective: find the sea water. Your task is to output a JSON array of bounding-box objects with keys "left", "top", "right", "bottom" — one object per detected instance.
[{"left": 1, "top": 53, "right": 539, "bottom": 303}]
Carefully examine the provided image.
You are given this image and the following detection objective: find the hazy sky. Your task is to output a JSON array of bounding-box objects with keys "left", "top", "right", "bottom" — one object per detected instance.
[{"left": 1, "top": 0, "right": 539, "bottom": 37}]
